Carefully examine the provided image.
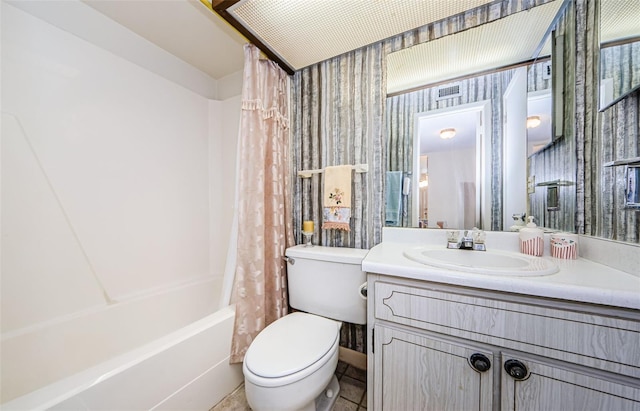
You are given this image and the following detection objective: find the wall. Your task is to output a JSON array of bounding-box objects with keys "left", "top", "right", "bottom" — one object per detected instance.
[
  {"left": 1, "top": 2, "right": 239, "bottom": 398},
  {"left": 291, "top": 45, "right": 386, "bottom": 251},
  {"left": 4, "top": 0, "right": 221, "bottom": 99},
  {"left": 208, "top": 95, "right": 242, "bottom": 292},
  {"left": 599, "top": 43, "right": 640, "bottom": 109}
]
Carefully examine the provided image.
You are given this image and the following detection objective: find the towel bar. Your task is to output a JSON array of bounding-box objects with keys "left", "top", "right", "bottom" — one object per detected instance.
[{"left": 297, "top": 164, "right": 368, "bottom": 178}]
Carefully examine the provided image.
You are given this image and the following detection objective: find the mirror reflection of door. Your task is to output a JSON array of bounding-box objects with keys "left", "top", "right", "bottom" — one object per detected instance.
[
  {"left": 503, "top": 67, "right": 528, "bottom": 230},
  {"left": 527, "top": 90, "right": 552, "bottom": 156},
  {"left": 413, "top": 101, "right": 491, "bottom": 230}
]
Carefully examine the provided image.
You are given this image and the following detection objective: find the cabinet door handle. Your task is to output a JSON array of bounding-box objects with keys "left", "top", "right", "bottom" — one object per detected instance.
[
  {"left": 469, "top": 353, "right": 491, "bottom": 372},
  {"left": 504, "top": 359, "right": 529, "bottom": 380}
]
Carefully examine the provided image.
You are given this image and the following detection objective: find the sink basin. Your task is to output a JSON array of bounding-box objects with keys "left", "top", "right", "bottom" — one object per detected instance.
[{"left": 403, "top": 247, "right": 558, "bottom": 276}]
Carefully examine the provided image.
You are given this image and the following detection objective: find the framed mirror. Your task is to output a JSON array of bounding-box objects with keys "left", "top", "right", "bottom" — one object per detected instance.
[{"left": 598, "top": 0, "right": 640, "bottom": 111}]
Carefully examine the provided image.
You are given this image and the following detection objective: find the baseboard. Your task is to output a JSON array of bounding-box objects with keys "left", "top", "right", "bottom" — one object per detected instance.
[{"left": 338, "top": 347, "right": 367, "bottom": 371}]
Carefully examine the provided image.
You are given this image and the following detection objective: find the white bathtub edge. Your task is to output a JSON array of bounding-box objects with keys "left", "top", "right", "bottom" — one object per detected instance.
[
  {"left": 2, "top": 306, "right": 236, "bottom": 410},
  {"left": 151, "top": 356, "right": 244, "bottom": 411}
]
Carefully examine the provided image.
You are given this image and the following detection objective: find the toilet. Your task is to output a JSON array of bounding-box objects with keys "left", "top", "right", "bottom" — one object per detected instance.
[{"left": 242, "top": 245, "right": 369, "bottom": 411}]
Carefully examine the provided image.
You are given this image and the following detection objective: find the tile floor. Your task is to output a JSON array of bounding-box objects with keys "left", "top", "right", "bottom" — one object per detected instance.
[{"left": 210, "top": 361, "right": 367, "bottom": 411}]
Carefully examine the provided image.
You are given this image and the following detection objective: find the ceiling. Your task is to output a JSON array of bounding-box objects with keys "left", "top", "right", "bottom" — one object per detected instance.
[
  {"left": 76, "top": 0, "right": 564, "bottom": 96},
  {"left": 419, "top": 110, "right": 479, "bottom": 155},
  {"left": 600, "top": 0, "right": 640, "bottom": 44},
  {"left": 216, "top": 0, "right": 566, "bottom": 95},
  {"left": 221, "top": 0, "right": 496, "bottom": 72},
  {"left": 527, "top": 91, "right": 553, "bottom": 147},
  {"left": 82, "top": 0, "right": 247, "bottom": 80}
]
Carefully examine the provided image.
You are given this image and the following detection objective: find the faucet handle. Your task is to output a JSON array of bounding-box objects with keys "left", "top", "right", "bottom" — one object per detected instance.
[
  {"left": 512, "top": 213, "right": 526, "bottom": 223},
  {"left": 472, "top": 228, "right": 486, "bottom": 244},
  {"left": 472, "top": 228, "right": 487, "bottom": 251},
  {"left": 446, "top": 230, "right": 461, "bottom": 248}
]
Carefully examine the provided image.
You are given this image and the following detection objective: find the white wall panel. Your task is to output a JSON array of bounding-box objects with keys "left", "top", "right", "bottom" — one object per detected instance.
[
  {"left": 1, "top": 2, "right": 212, "bottom": 328},
  {"left": 1, "top": 114, "right": 107, "bottom": 333}
]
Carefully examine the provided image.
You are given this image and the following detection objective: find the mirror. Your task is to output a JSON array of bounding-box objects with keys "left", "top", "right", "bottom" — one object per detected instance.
[
  {"left": 407, "top": 65, "right": 554, "bottom": 231},
  {"left": 598, "top": 0, "right": 640, "bottom": 111},
  {"left": 387, "top": 58, "right": 556, "bottom": 230},
  {"left": 385, "top": 1, "right": 569, "bottom": 231}
]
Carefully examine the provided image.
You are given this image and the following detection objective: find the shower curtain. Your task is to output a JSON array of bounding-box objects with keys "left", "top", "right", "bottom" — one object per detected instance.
[{"left": 229, "top": 44, "right": 293, "bottom": 364}]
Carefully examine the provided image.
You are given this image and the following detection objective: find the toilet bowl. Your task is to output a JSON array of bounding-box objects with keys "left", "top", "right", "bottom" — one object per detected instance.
[
  {"left": 242, "top": 245, "right": 368, "bottom": 411},
  {"left": 243, "top": 312, "right": 340, "bottom": 411}
]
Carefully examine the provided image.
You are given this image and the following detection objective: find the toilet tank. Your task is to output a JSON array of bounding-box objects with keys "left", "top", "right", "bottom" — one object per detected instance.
[{"left": 285, "top": 245, "right": 369, "bottom": 325}]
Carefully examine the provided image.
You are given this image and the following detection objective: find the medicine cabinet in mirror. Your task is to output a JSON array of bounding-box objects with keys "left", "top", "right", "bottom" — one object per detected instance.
[{"left": 625, "top": 166, "right": 640, "bottom": 209}]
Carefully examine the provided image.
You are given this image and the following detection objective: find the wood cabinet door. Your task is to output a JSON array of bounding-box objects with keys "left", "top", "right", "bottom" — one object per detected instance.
[
  {"left": 501, "top": 353, "right": 640, "bottom": 411},
  {"left": 374, "top": 326, "right": 494, "bottom": 411}
]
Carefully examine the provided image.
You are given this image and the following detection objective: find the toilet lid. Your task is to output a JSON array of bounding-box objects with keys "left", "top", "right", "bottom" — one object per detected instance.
[{"left": 244, "top": 312, "right": 339, "bottom": 378}]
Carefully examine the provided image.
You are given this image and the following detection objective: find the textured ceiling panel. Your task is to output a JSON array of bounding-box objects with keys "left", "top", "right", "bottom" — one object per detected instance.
[
  {"left": 229, "top": 0, "right": 494, "bottom": 70},
  {"left": 600, "top": 0, "right": 640, "bottom": 44},
  {"left": 387, "top": 0, "right": 563, "bottom": 94}
]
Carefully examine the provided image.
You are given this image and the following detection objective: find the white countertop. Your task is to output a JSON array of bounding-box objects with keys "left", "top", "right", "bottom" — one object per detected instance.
[{"left": 363, "top": 228, "right": 640, "bottom": 310}]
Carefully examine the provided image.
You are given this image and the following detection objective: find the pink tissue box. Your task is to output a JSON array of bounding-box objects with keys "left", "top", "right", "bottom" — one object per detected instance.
[
  {"left": 520, "top": 237, "right": 543, "bottom": 257},
  {"left": 550, "top": 233, "right": 578, "bottom": 259}
]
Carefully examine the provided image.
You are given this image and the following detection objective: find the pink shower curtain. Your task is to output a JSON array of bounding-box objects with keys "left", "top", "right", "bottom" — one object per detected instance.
[{"left": 230, "top": 44, "right": 294, "bottom": 363}]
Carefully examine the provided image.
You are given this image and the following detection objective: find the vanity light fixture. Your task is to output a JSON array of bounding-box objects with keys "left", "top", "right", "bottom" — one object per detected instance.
[
  {"left": 527, "top": 115, "right": 541, "bottom": 128},
  {"left": 440, "top": 128, "right": 456, "bottom": 139}
]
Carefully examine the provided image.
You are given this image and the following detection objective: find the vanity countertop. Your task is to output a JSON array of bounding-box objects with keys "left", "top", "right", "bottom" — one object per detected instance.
[{"left": 363, "top": 228, "right": 640, "bottom": 310}]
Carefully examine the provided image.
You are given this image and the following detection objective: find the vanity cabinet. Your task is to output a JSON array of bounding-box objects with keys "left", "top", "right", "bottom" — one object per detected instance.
[
  {"left": 500, "top": 353, "right": 640, "bottom": 410},
  {"left": 374, "top": 325, "right": 495, "bottom": 410},
  {"left": 367, "top": 274, "right": 640, "bottom": 411}
]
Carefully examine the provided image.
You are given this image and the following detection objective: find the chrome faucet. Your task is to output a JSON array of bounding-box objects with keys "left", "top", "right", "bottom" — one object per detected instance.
[
  {"left": 460, "top": 230, "right": 474, "bottom": 249},
  {"left": 446, "top": 228, "right": 486, "bottom": 251}
]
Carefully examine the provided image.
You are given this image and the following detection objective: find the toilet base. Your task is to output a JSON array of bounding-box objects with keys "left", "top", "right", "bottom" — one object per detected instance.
[{"left": 314, "top": 375, "right": 340, "bottom": 411}]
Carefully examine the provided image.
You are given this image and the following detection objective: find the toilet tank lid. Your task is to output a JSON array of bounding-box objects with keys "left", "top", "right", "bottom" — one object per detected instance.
[
  {"left": 244, "top": 313, "right": 340, "bottom": 378},
  {"left": 286, "top": 245, "right": 369, "bottom": 264}
]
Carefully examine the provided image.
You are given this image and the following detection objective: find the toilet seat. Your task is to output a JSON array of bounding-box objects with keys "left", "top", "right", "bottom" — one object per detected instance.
[{"left": 244, "top": 312, "right": 340, "bottom": 388}]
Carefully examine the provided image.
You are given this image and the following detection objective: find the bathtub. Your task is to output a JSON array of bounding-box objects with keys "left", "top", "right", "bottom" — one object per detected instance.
[{"left": 1, "top": 277, "right": 243, "bottom": 410}]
